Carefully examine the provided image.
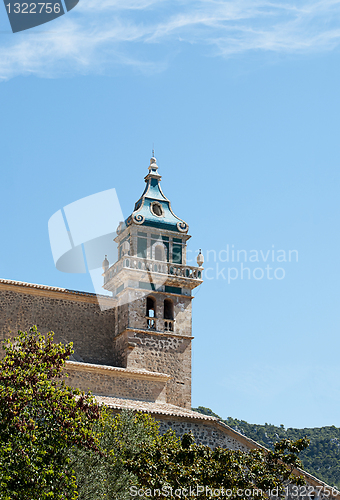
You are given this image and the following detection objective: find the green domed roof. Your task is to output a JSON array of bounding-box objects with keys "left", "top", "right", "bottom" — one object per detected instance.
[{"left": 122, "top": 156, "right": 188, "bottom": 234}]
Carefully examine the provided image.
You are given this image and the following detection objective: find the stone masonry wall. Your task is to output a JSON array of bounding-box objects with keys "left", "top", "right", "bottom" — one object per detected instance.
[
  {"left": 65, "top": 363, "right": 168, "bottom": 403},
  {"left": 0, "top": 282, "right": 193, "bottom": 410},
  {"left": 112, "top": 288, "right": 193, "bottom": 409},
  {"left": 121, "top": 331, "right": 192, "bottom": 409},
  {"left": 126, "top": 292, "right": 193, "bottom": 338},
  {"left": 0, "top": 285, "right": 116, "bottom": 366},
  {"left": 112, "top": 330, "right": 129, "bottom": 367},
  {"left": 157, "top": 418, "right": 251, "bottom": 451}
]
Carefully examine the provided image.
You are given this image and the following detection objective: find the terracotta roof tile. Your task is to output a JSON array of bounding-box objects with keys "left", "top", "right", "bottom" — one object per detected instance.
[
  {"left": 95, "top": 396, "right": 217, "bottom": 420},
  {"left": 66, "top": 361, "right": 171, "bottom": 379}
]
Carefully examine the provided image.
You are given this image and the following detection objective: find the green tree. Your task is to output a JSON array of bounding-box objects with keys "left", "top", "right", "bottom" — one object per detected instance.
[
  {"left": 0, "top": 326, "right": 101, "bottom": 500},
  {"left": 125, "top": 428, "right": 309, "bottom": 500},
  {"left": 0, "top": 329, "right": 311, "bottom": 500},
  {"left": 70, "top": 410, "right": 309, "bottom": 500},
  {"left": 68, "top": 409, "right": 160, "bottom": 500}
]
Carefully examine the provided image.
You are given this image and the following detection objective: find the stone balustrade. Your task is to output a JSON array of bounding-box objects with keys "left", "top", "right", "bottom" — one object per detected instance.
[
  {"left": 104, "top": 256, "right": 202, "bottom": 284},
  {"left": 145, "top": 317, "right": 175, "bottom": 333}
]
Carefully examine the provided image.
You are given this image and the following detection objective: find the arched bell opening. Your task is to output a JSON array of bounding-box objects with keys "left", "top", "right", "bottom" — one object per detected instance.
[
  {"left": 146, "top": 296, "right": 156, "bottom": 330},
  {"left": 164, "top": 298, "right": 174, "bottom": 332}
]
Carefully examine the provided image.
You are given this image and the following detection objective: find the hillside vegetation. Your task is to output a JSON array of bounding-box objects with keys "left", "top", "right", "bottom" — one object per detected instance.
[{"left": 193, "top": 407, "right": 340, "bottom": 489}]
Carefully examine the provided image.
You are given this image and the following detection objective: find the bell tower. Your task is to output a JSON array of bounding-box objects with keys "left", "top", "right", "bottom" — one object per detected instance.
[{"left": 102, "top": 155, "right": 203, "bottom": 409}]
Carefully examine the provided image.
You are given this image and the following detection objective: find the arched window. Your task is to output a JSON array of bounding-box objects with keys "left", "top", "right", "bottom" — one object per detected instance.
[
  {"left": 146, "top": 296, "right": 156, "bottom": 318},
  {"left": 146, "top": 296, "right": 156, "bottom": 330},
  {"left": 164, "top": 299, "right": 174, "bottom": 320},
  {"left": 155, "top": 244, "right": 165, "bottom": 262}
]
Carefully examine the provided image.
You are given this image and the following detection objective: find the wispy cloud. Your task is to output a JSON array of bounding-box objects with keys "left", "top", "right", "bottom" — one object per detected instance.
[
  {"left": 78, "top": 0, "right": 165, "bottom": 11},
  {"left": 1, "top": 0, "right": 340, "bottom": 80}
]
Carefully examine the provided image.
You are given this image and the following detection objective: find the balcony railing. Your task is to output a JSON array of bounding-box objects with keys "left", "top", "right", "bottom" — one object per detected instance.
[
  {"left": 164, "top": 319, "right": 174, "bottom": 332},
  {"left": 146, "top": 317, "right": 156, "bottom": 330},
  {"left": 104, "top": 256, "right": 202, "bottom": 284},
  {"left": 145, "top": 317, "right": 175, "bottom": 333}
]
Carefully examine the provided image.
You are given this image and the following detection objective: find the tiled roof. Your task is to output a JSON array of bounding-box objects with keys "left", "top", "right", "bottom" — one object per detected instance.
[
  {"left": 93, "top": 396, "right": 272, "bottom": 450},
  {"left": 95, "top": 396, "right": 218, "bottom": 420},
  {"left": 66, "top": 361, "right": 171, "bottom": 379}
]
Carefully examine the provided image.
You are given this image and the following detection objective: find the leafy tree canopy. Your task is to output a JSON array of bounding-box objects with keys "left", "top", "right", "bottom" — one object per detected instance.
[
  {"left": 0, "top": 329, "right": 312, "bottom": 500},
  {"left": 125, "top": 423, "right": 308, "bottom": 500},
  {"left": 0, "top": 326, "right": 100, "bottom": 500},
  {"left": 68, "top": 409, "right": 160, "bottom": 500}
]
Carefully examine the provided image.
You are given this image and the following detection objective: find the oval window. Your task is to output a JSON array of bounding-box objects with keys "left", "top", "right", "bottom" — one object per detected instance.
[{"left": 151, "top": 202, "right": 163, "bottom": 217}]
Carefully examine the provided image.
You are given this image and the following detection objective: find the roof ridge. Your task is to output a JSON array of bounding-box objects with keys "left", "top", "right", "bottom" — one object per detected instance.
[
  {"left": 66, "top": 361, "right": 171, "bottom": 378},
  {"left": 0, "top": 278, "right": 114, "bottom": 299}
]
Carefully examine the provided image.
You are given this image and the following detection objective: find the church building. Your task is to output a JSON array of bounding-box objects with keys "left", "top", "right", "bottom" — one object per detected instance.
[{"left": 0, "top": 155, "right": 337, "bottom": 499}]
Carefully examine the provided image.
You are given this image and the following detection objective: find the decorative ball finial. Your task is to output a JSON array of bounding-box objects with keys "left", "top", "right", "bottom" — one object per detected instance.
[
  {"left": 197, "top": 249, "right": 204, "bottom": 267},
  {"left": 122, "top": 240, "right": 130, "bottom": 256},
  {"left": 102, "top": 255, "right": 109, "bottom": 272},
  {"left": 148, "top": 154, "right": 159, "bottom": 174}
]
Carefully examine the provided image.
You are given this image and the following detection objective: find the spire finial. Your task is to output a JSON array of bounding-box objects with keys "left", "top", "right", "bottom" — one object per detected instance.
[
  {"left": 146, "top": 150, "right": 161, "bottom": 179},
  {"left": 149, "top": 155, "right": 158, "bottom": 171}
]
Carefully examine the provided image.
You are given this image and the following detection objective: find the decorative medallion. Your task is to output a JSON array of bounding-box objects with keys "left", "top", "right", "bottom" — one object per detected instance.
[{"left": 177, "top": 221, "right": 188, "bottom": 233}]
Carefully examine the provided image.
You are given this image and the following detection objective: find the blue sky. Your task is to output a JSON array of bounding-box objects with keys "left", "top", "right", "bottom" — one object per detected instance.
[{"left": 1, "top": 0, "right": 340, "bottom": 429}]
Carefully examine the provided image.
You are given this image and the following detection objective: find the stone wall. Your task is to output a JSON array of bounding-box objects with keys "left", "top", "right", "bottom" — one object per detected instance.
[
  {"left": 65, "top": 361, "right": 169, "bottom": 403},
  {"left": 112, "top": 287, "right": 193, "bottom": 409},
  {"left": 114, "top": 329, "right": 192, "bottom": 409},
  {"left": 0, "top": 282, "right": 116, "bottom": 366},
  {"left": 156, "top": 417, "right": 251, "bottom": 451},
  {"left": 0, "top": 280, "right": 192, "bottom": 409},
  {"left": 116, "top": 288, "right": 193, "bottom": 338}
]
